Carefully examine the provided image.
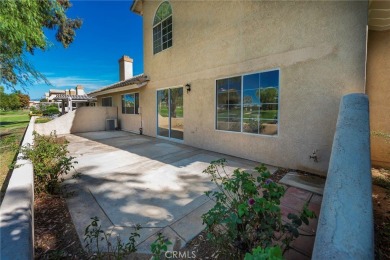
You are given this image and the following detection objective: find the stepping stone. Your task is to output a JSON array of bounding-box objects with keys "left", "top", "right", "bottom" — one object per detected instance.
[{"left": 280, "top": 172, "right": 326, "bottom": 195}]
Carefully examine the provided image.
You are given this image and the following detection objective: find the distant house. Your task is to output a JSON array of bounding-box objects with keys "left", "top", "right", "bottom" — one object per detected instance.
[
  {"left": 44, "top": 86, "right": 96, "bottom": 113},
  {"left": 28, "top": 100, "right": 40, "bottom": 108},
  {"left": 90, "top": 0, "right": 390, "bottom": 173}
]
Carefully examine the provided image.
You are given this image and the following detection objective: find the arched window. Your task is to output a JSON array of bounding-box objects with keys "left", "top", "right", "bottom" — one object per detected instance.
[{"left": 153, "top": 1, "right": 172, "bottom": 54}]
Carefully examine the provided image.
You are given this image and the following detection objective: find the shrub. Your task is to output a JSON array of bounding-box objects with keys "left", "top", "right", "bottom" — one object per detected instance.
[
  {"left": 84, "top": 217, "right": 140, "bottom": 259},
  {"left": 22, "top": 131, "right": 77, "bottom": 194},
  {"left": 42, "top": 105, "right": 59, "bottom": 116},
  {"left": 244, "top": 245, "right": 283, "bottom": 260},
  {"left": 84, "top": 217, "right": 172, "bottom": 260},
  {"left": 202, "top": 159, "right": 316, "bottom": 259},
  {"left": 150, "top": 232, "right": 172, "bottom": 260},
  {"left": 30, "top": 106, "right": 37, "bottom": 113}
]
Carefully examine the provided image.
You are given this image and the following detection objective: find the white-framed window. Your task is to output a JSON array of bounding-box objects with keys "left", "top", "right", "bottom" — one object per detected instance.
[
  {"left": 121, "top": 93, "right": 139, "bottom": 114},
  {"left": 101, "top": 97, "right": 113, "bottom": 107},
  {"left": 153, "top": 1, "right": 172, "bottom": 54},
  {"left": 216, "top": 69, "right": 279, "bottom": 136}
]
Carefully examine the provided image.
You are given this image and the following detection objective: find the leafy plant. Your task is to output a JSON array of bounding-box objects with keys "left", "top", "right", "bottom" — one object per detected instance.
[
  {"left": 150, "top": 232, "right": 172, "bottom": 260},
  {"left": 22, "top": 131, "right": 77, "bottom": 194},
  {"left": 202, "top": 159, "right": 316, "bottom": 258},
  {"left": 42, "top": 105, "right": 59, "bottom": 116},
  {"left": 84, "top": 216, "right": 141, "bottom": 259},
  {"left": 244, "top": 245, "right": 283, "bottom": 260}
]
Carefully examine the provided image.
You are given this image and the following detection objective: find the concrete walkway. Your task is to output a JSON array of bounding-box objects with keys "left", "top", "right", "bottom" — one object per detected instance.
[{"left": 63, "top": 131, "right": 279, "bottom": 253}]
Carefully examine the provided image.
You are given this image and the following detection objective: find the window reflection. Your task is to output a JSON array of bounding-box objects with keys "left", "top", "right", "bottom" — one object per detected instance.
[{"left": 216, "top": 70, "right": 279, "bottom": 135}]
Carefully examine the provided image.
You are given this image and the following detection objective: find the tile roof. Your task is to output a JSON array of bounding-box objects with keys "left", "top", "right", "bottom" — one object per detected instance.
[
  {"left": 88, "top": 74, "right": 150, "bottom": 95},
  {"left": 53, "top": 94, "right": 97, "bottom": 101}
]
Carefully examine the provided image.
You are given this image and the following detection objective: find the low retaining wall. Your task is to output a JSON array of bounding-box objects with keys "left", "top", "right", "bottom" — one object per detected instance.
[
  {"left": 312, "top": 93, "right": 373, "bottom": 259},
  {"left": 35, "top": 107, "right": 117, "bottom": 135},
  {"left": 0, "top": 117, "right": 35, "bottom": 259}
]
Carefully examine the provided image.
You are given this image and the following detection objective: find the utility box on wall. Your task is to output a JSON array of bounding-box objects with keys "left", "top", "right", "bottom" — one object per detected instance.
[{"left": 106, "top": 119, "right": 118, "bottom": 131}]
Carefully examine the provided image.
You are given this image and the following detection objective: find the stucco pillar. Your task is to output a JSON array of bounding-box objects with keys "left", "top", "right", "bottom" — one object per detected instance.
[
  {"left": 68, "top": 98, "right": 72, "bottom": 112},
  {"left": 312, "top": 93, "right": 373, "bottom": 259},
  {"left": 61, "top": 100, "right": 65, "bottom": 114}
]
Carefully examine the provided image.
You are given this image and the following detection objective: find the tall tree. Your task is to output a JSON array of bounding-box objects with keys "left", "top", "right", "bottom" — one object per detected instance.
[
  {"left": 0, "top": 0, "right": 82, "bottom": 89},
  {"left": 0, "top": 87, "right": 21, "bottom": 110},
  {"left": 15, "top": 90, "right": 30, "bottom": 108}
]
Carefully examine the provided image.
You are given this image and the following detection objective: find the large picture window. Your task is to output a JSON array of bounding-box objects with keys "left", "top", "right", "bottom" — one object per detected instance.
[
  {"left": 216, "top": 70, "right": 279, "bottom": 135},
  {"left": 153, "top": 1, "right": 172, "bottom": 54},
  {"left": 101, "top": 97, "right": 112, "bottom": 107},
  {"left": 122, "top": 93, "right": 139, "bottom": 114}
]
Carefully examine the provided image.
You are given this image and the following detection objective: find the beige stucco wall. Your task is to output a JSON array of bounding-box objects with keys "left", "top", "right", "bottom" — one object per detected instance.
[
  {"left": 96, "top": 90, "right": 142, "bottom": 134},
  {"left": 34, "top": 107, "right": 117, "bottom": 135},
  {"left": 366, "top": 30, "right": 390, "bottom": 168},
  {"left": 134, "top": 0, "right": 368, "bottom": 175}
]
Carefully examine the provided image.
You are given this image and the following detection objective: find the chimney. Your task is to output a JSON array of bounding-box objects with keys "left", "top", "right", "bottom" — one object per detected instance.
[
  {"left": 119, "top": 55, "right": 133, "bottom": 81},
  {"left": 76, "top": 85, "right": 85, "bottom": 95}
]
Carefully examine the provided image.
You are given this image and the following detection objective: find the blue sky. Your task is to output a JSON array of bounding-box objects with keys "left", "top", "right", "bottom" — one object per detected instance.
[{"left": 15, "top": 0, "right": 143, "bottom": 100}]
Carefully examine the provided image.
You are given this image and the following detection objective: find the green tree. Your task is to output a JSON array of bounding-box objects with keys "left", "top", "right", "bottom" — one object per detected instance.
[
  {"left": 162, "top": 88, "right": 183, "bottom": 118},
  {"left": 0, "top": 86, "right": 7, "bottom": 110},
  {"left": 0, "top": 0, "right": 82, "bottom": 89},
  {"left": 15, "top": 90, "right": 30, "bottom": 108},
  {"left": 256, "top": 87, "right": 278, "bottom": 110},
  {"left": 0, "top": 87, "right": 21, "bottom": 110}
]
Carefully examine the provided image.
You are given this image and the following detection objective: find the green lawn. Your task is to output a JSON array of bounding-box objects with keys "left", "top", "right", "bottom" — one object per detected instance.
[
  {"left": 35, "top": 117, "right": 53, "bottom": 124},
  {"left": 0, "top": 110, "right": 30, "bottom": 203},
  {"left": 158, "top": 105, "right": 184, "bottom": 118},
  {"left": 0, "top": 110, "right": 30, "bottom": 134}
]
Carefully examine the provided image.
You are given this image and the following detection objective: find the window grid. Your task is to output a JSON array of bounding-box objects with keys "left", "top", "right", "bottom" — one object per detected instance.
[
  {"left": 216, "top": 70, "right": 279, "bottom": 136},
  {"left": 153, "top": 14, "right": 172, "bottom": 54},
  {"left": 101, "top": 97, "right": 112, "bottom": 107},
  {"left": 121, "top": 93, "right": 139, "bottom": 114}
]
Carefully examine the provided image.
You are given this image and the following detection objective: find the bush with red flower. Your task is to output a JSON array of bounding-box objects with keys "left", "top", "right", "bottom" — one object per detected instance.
[{"left": 202, "top": 159, "right": 316, "bottom": 259}]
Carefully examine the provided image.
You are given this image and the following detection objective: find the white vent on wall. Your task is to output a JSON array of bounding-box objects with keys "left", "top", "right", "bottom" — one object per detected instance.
[{"left": 106, "top": 119, "right": 118, "bottom": 131}]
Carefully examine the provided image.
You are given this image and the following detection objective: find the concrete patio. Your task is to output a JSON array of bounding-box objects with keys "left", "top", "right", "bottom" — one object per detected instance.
[
  {"left": 62, "top": 131, "right": 279, "bottom": 253},
  {"left": 62, "top": 131, "right": 322, "bottom": 258}
]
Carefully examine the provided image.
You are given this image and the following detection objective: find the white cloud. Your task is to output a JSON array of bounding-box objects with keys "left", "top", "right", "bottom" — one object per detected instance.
[{"left": 44, "top": 76, "right": 113, "bottom": 91}]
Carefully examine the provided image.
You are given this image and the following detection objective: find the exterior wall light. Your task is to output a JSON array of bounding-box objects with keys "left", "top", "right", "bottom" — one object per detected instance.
[{"left": 185, "top": 83, "right": 191, "bottom": 93}]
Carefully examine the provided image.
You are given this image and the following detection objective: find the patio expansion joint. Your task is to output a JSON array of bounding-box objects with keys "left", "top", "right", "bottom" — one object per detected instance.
[
  {"left": 167, "top": 226, "right": 188, "bottom": 245},
  {"left": 133, "top": 227, "right": 165, "bottom": 247},
  {"left": 167, "top": 197, "right": 213, "bottom": 242},
  {"left": 88, "top": 188, "right": 115, "bottom": 227}
]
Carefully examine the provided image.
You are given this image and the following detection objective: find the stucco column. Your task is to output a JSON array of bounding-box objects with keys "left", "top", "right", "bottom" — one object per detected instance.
[
  {"left": 68, "top": 97, "right": 72, "bottom": 112},
  {"left": 312, "top": 93, "right": 373, "bottom": 259},
  {"left": 61, "top": 100, "right": 65, "bottom": 114}
]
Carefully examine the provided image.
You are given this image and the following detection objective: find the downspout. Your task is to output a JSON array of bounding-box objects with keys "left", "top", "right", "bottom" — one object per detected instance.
[
  {"left": 116, "top": 106, "right": 119, "bottom": 130},
  {"left": 139, "top": 107, "right": 143, "bottom": 135},
  {"left": 137, "top": 82, "right": 147, "bottom": 135}
]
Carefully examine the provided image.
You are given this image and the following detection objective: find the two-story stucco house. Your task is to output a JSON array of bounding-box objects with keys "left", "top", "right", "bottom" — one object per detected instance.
[{"left": 90, "top": 0, "right": 390, "bottom": 175}]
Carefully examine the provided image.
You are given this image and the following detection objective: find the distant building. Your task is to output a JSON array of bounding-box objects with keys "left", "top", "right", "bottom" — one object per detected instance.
[
  {"left": 28, "top": 101, "right": 40, "bottom": 108},
  {"left": 43, "top": 85, "right": 96, "bottom": 113}
]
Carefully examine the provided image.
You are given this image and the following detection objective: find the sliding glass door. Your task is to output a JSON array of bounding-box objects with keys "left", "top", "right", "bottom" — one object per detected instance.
[{"left": 157, "top": 87, "right": 183, "bottom": 140}]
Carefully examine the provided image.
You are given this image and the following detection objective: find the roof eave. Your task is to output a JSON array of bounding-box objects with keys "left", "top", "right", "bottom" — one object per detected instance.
[
  {"left": 88, "top": 75, "right": 150, "bottom": 96},
  {"left": 89, "top": 83, "right": 143, "bottom": 97},
  {"left": 130, "top": 0, "right": 143, "bottom": 16}
]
